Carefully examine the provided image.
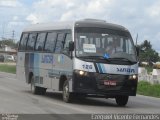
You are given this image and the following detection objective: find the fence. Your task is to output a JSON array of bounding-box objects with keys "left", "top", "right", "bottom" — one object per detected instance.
[{"left": 138, "top": 67, "right": 160, "bottom": 84}]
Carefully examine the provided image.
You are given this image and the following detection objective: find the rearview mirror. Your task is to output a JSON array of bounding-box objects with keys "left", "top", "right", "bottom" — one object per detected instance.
[{"left": 69, "top": 41, "right": 74, "bottom": 51}]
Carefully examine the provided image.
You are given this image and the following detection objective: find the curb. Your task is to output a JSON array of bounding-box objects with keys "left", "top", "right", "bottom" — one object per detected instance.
[{"left": 137, "top": 94, "right": 160, "bottom": 100}]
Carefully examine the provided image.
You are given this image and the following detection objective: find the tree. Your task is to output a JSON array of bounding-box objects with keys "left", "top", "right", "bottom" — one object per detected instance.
[
  {"left": 15, "top": 41, "right": 20, "bottom": 48},
  {"left": 139, "top": 40, "right": 160, "bottom": 64},
  {"left": 141, "top": 40, "right": 152, "bottom": 51},
  {"left": 0, "top": 39, "right": 17, "bottom": 48}
]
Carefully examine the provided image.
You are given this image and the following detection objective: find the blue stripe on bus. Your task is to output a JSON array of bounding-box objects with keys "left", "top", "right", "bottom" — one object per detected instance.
[
  {"left": 100, "top": 64, "right": 106, "bottom": 73},
  {"left": 96, "top": 63, "right": 100, "bottom": 73},
  {"left": 96, "top": 63, "right": 103, "bottom": 73}
]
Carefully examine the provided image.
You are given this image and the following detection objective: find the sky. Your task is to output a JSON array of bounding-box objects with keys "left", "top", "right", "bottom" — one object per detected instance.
[{"left": 0, "top": 0, "right": 160, "bottom": 52}]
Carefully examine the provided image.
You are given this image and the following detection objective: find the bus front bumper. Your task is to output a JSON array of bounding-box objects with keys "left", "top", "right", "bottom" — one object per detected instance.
[{"left": 72, "top": 71, "right": 138, "bottom": 97}]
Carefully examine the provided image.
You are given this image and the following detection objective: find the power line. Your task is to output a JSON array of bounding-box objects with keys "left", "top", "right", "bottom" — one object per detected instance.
[{"left": 136, "top": 33, "right": 138, "bottom": 45}]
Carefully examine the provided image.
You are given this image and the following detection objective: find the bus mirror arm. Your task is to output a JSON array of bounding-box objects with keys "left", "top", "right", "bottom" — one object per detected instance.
[
  {"left": 70, "top": 51, "right": 73, "bottom": 59},
  {"left": 135, "top": 46, "right": 139, "bottom": 56},
  {"left": 69, "top": 41, "right": 74, "bottom": 52},
  {"left": 69, "top": 41, "right": 74, "bottom": 59}
]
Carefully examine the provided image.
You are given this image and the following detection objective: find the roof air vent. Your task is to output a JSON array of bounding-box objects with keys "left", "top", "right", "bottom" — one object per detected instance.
[{"left": 83, "top": 18, "right": 106, "bottom": 23}]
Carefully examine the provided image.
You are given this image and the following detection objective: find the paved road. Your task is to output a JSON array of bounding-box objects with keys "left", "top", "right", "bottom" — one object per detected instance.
[{"left": 0, "top": 72, "right": 160, "bottom": 119}]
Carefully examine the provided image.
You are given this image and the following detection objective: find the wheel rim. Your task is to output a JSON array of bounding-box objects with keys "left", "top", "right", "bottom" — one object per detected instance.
[
  {"left": 31, "top": 81, "right": 33, "bottom": 93},
  {"left": 31, "top": 78, "right": 35, "bottom": 93},
  {"left": 63, "top": 84, "right": 69, "bottom": 101}
]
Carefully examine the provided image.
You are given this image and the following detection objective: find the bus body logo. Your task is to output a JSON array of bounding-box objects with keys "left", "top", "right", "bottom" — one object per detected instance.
[
  {"left": 41, "top": 55, "right": 54, "bottom": 64},
  {"left": 117, "top": 67, "right": 135, "bottom": 73}
]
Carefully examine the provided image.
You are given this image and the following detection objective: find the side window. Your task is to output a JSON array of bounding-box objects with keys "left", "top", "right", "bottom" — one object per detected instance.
[
  {"left": 55, "top": 33, "right": 65, "bottom": 53},
  {"left": 44, "top": 32, "right": 57, "bottom": 52},
  {"left": 63, "top": 33, "right": 72, "bottom": 52},
  {"left": 126, "top": 39, "right": 134, "bottom": 54},
  {"left": 35, "top": 33, "right": 46, "bottom": 51},
  {"left": 19, "top": 33, "right": 28, "bottom": 50},
  {"left": 26, "top": 33, "right": 37, "bottom": 51}
]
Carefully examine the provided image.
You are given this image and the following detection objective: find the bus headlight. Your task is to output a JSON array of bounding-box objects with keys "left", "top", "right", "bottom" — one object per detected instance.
[
  {"left": 129, "top": 74, "right": 137, "bottom": 80},
  {"left": 74, "top": 70, "right": 88, "bottom": 76},
  {"left": 79, "top": 70, "right": 85, "bottom": 75}
]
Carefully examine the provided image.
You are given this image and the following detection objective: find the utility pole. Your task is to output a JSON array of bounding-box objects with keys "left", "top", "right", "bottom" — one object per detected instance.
[
  {"left": 2, "top": 22, "right": 5, "bottom": 40},
  {"left": 12, "top": 30, "right": 15, "bottom": 43}
]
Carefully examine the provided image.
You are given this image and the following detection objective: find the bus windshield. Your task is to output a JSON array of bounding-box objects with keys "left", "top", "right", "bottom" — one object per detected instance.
[{"left": 75, "top": 27, "right": 137, "bottom": 62}]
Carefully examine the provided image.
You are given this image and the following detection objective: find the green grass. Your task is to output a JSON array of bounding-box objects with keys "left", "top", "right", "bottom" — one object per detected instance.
[
  {"left": 0, "top": 64, "right": 16, "bottom": 74},
  {"left": 137, "top": 81, "right": 160, "bottom": 98}
]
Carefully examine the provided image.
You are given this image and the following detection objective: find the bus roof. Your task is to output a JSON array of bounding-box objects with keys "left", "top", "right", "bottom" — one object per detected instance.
[
  {"left": 23, "top": 21, "right": 74, "bottom": 32},
  {"left": 23, "top": 19, "right": 129, "bottom": 32},
  {"left": 76, "top": 19, "right": 128, "bottom": 32}
]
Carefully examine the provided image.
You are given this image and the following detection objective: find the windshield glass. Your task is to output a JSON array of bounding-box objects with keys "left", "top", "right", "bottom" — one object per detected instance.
[{"left": 75, "top": 27, "right": 137, "bottom": 62}]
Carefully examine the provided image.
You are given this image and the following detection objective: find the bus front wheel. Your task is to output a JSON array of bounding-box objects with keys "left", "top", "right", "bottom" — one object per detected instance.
[
  {"left": 63, "top": 80, "right": 73, "bottom": 103},
  {"left": 115, "top": 96, "right": 129, "bottom": 106}
]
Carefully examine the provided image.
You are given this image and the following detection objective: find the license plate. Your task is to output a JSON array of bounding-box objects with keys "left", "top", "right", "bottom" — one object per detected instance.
[{"left": 104, "top": 80, "right": 116, "bottom": 86}]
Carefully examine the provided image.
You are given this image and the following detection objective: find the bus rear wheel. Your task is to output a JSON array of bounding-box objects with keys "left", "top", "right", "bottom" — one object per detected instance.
[
  {"left": 30, "top": 76, "right": 46, "bottom": 95},
  {"left": 115, "top": 96, "right": 129, "bottom": 106},
  {"left": 63, "top": 80, "right": 73, "bottom": 103}
]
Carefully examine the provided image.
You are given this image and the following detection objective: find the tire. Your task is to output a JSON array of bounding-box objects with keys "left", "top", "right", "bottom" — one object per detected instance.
[
  {"left": 39, "top": 87, "right": 46, "bottom": 95},
  {"left": 31, "top": 76, "right": 39, "bottom": 94},
  {"left": 115, "top": 96, "right": 129, "bottom": 106},
  {"left": 30, "top": 76, "right": 46, "bottom": 95},
  {"left": 62, "top": 80, "right": 73, "bottom": 103}
]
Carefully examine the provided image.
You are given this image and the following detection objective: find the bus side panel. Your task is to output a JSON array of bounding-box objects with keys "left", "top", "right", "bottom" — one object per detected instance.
[
  {"left": 18, "top": 52, "right": 52, "bottom": 89},
  {"left": 28, "top": 52, "right": 53, "bottom": 89},
  {"left": 25, "top": 52, "right": 34, "bottom": 83},
  {"left": 39, "top": 53, "right": 53, "bottom": 89},
  {"left": 17, "top": 52, "right": 34, "bottom": 83},
  {"left": 16, "top": 52, "right": 26, "bottom": 82},
  {"left": 51, "top": 54, "right": 73, "bottom": 91}
]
